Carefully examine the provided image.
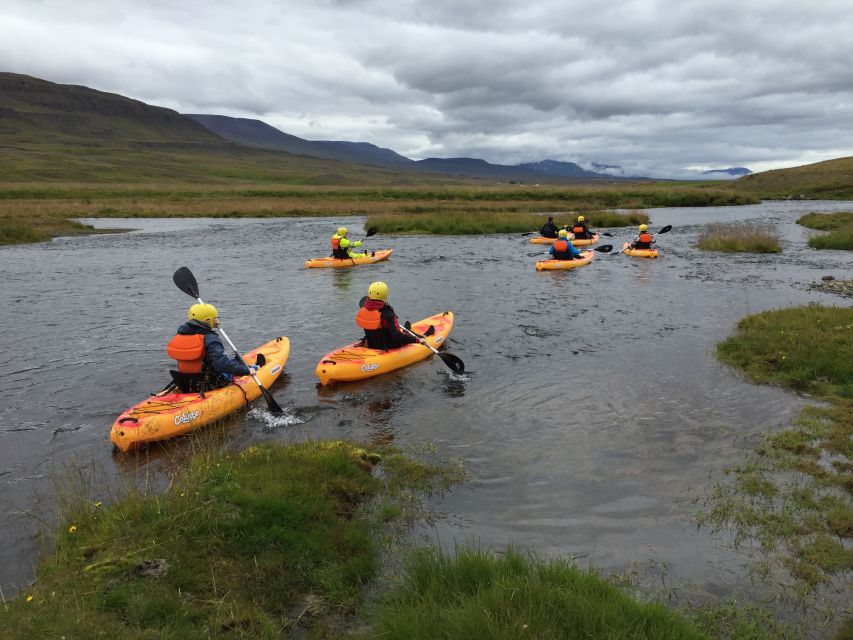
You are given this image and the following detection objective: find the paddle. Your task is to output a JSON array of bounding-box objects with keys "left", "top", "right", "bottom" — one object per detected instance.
[
  {"left": 172, "top": 266, "right": 284, "bottom": 414},
  {"left": 400, "top": 324, "right": 465, "bottom": 374},
  {"left": 527, "top": 244, "right": 614, "bottom": 257},
  {"left": 616, "top": 224, "right": 672, "bottom": 255}
]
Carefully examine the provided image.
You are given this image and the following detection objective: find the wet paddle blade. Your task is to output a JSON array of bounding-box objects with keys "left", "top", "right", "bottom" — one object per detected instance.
[
  {"left": 599, "top": 232, "right": 613, "bottom": 237},
  {"left": 658, "top": 224, "right": 673, "bottom": 234},
  {"left": 259, "top": 385, "right": 284, "bottom": 414},
  {"left": 439, "top": 352, "right": 465, "bottom": 374},
  {"left": 173, "top": 266, "right": 200, "bottom": 298},
  {"left": 365, "top": 227, "right": 378, "bottom": 237},
  {"left": 594, "top": 245, "right": 614, "bottom": 253}
]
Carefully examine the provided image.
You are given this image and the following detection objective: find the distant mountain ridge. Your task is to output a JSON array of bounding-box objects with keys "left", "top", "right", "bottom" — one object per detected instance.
[{"left": 703, "top": 167, "right": 753, "bottom": 177}]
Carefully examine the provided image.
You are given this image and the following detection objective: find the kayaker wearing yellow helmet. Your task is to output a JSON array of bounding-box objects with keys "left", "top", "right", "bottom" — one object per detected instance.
[
  {"left": 166, "top": 303, "right": 257, "bottom": 392},
  {"left": 631, "top": 224, "right": 655, "bottom": 250},
  {"left": 549, "top": 229, "right": 584, "bottom": 260},
  {"left": 356, "top": 282, "right": 426, "bottom": 350},
  {"left": 570, "top": 215, "right": 593, "bottom": 240},
  {"left": 331, "top": 227, "right": 370, "bottom": 259}
]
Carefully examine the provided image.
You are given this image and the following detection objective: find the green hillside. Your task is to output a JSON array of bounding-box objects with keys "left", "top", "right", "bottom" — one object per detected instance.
[
  {"left": 0, "top": 72, "right": 440, "bottom": 185},
  {"left": 729, "top": 156, "right": 853, "bottom": 199}
]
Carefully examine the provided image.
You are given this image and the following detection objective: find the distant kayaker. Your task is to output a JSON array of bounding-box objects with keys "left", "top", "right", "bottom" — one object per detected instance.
[
  {"left": 331, "top": 227, "right": 371, "bottom": 259},
  {"left": 540, "top": 216, "right": 559, "bottom": 238},
  {"left": 570, "top": 215, "right": 594, "bottom": 240},
  {"left": 357, "top": 281, "right": 427, "bottom": 350},
  {"left": 549, "top": 229, "right": 584, "bottom": 260},
  {"left": 166, "top": 303, "right": 258, "bottom": 392},
  {"left": 630, "top": 224, "right": 655, "bottom": 250}
]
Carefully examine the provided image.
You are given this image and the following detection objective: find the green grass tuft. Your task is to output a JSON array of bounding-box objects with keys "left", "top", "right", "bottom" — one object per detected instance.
[
  {"left": 697, "top": 223, "right": 781, "bottom": 253},
  {"left": 365, "top": 547, "right": 708, "bottom": 640},
  {"left": 797, "top": 212, "right": 853, "bottom": 250}
]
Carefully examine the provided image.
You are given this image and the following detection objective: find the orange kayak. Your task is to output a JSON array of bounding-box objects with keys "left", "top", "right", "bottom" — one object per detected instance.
[
  {"left": 305, "top": 249, "right": 393, "bottom": 268},
  {"left": 622, "top": 242, "right": 659, "bottom": 258},
  {"left": 535, "top": 251, "right": 594, "bottom": 270},
  {"left": 110, "top": 336, "right": 290, "bottom": 451},
  {"left": 570, "top": 234, "right": 599, "bottom": 247},
  {"left": 315, "top": 312, "right": 453, "bottom": 384}
]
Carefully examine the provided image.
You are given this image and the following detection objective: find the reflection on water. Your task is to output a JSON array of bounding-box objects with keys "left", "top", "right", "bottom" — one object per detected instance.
[{"left": 1, "top": 202, "right": 852, "bottom": 602}]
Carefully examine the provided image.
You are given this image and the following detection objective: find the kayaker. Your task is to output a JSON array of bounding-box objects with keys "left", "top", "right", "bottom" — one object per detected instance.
[
  {"left": 540, "top": 216, "right": 559, "bottom": 238},
  {"left": 166, "top": 303, "right": 258, "bottom": 392},
  {"left": 549, "top": 229, "right": 583, "bottom": 260},
  {"left": 356, "top": 281, "right": 427, "bottom": 350},
  {"left": 570, "top": 215, "right": 594, "bottom": 239},
  {"left": 630, "top": 224, "right": 655, "bottom": 250},
  {"left": 331, "top": 227, "right": 371, "bottom": 259}
]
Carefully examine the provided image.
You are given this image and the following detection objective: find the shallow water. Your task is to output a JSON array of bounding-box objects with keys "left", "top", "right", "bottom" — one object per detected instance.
[{"left": 1, "top": 200, "right": 851, "bottom": 601}]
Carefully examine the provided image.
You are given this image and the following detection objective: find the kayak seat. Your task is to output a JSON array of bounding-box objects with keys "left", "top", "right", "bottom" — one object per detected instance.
[{"left": 169, "top": 370, "right": 208, "bottom": 394}]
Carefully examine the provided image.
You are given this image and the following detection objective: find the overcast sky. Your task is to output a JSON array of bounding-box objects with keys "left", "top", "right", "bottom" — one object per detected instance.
[{"left": 3, "top": 0, "right": 852, "bottom": 178}]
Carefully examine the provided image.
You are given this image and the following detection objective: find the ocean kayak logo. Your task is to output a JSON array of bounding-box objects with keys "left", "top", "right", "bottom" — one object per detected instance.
[
  {"left": 174, "top": 410, "right": 200, "bottom": 426},
  {"left": 360, "top": 364, "right": 379, "bottom": 372},
  {"left": 434, "top": 336, "right": 444, "bottom": 344}
]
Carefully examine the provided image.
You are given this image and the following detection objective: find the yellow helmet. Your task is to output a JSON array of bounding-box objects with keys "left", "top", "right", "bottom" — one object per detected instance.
[
  {"left": 337, "top": 227, "right": 348, "bottom": 236},
  {"left": 188, "top": 303, "right": 218, "bottom": 328},
  {"left": 639, "top": 224, "right": 648, "bottom": 232},
  {"left": 578, "top": 215, "right": 585, "bottom": 222},
  {"left": 367, "top": 281, "right": 388, "bottom": 301},
  {"left": 558, "top": 229, "right": 568, "bottom": 238}
]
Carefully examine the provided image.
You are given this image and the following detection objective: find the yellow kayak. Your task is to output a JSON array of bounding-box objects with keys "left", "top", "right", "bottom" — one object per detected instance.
[
  {"left": 570, "top": 234, "right": 599, "bottom": 247},
  {"left": 622, "top": 242, "right": 659, "bottom": 258},
  {"left": 529, "top": 236, "right": 557, "bottom": 245},
  {"left": 305, "top": 249, "right": 393, "bottom": 268},
  {"left": 316, "top": 312, "right": 453, "bottom": 384},
  {"left": 535, "top": 251, "right": 594, "bottom": 271},
  {"left": 110, "top": 337, "right": 290, "bottom": 452}
]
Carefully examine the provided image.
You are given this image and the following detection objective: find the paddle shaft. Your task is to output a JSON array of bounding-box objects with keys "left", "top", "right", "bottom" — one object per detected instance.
[
  {"left": 401, "top": 325, "right": 441, "bottom": 356},
  {"left": 192, "top": 295, "right": 268, "bottom": 393}
]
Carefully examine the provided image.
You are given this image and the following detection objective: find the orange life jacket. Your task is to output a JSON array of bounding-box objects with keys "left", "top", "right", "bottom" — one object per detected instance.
[
  {"left": 166, "top": 333, "right": 205, "bottom": 373},
  {"left": 572, "top": 225, "right": 586, "bottom": 235},
  {"left": 638, "top": 232, "right": 653, "bottom": 244},
  {"left": 356, "top": 306, "right": 382, "bottom": 330},
  {"left": 553, "top": 238, "right": 569, "bottom": 252},
  {"left": 331, "top": 235, "right": 341, "bottom": 250}
]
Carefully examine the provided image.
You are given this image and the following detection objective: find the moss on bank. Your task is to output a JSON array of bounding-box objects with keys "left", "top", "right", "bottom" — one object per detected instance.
[{"left": 704, "top": 306, "right": 853, "bottom": 596}]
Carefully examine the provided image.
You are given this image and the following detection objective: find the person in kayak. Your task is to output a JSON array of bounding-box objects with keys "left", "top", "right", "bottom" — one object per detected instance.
[
  {"left": 630, "top": 224, "right": 655, "bottom": 250},
  {"left": 570, "top": 215, "right": 594, "bottom": 240},
  {"left": 549, "top": 229, "right": 584, "bottom": 260},
  {"left": 540, "top": 216, "right": 559, "bottom": 238},
  {"left": 331, "top": 227, "right": 372, "bottom": 259},
  {"left": 356, "top": 281, "right": 427, "bottom": 350},
  {"left": 166, "top": 303, "right": 258, "bottom": 392}
]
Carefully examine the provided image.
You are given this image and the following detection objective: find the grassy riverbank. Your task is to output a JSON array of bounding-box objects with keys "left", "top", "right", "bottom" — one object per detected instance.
[
  {"left": 0, "top": 217, "right": 117, "bottom": 245},
  {"left": 796, "top": 211, "right": 853, "bottom": 250},
  {"left": 0, "top": 441, "right": 460, "bottom": 639},
  {"left": 364, "top": 209, "right": 649, "bottom": 235},
  {"left": 704, "top": 306, "right": 853, "bottom": 603},
  {"left": 0, "top": 182, "right": 755, "bottom": 245},
  {"left": 696, "top": 223, "right": 781, "bottom": 253}
]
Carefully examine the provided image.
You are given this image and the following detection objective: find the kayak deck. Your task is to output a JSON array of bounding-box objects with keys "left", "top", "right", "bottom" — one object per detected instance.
[
  {"left": 315, "top": 312, "right": 453, "bottom": 384},
  {"left": 305, "top": 249, "right": 393, "bottom": 268},
  {"left": 535, "top": 250, "right": 594, "bottom": 271},
  {"left": 110, "top": 336, "right": 290, "bottom": 452}
]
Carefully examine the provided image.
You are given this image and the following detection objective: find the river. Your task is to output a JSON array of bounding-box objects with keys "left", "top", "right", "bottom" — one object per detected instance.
[{"left": 1, "top": 200, "right": 851, "bottom": 606}]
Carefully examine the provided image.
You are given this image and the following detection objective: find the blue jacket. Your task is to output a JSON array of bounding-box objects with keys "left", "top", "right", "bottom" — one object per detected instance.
[
  {"left": 549, "top": 240, "right": 582, "bottom": 259},
  {"left": 176, "top": 320, "right": 250, "bottom": 377}
]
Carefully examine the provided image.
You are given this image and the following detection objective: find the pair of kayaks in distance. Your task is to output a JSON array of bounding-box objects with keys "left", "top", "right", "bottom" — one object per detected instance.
[
  {"left": 110, "top": 312, "right": 454, "bottom": 452},
  {"left": 305, "top": 249, "right": 393, "bottom": 268},
  {"left": 529, "top": 233, "right": 599, "bottom": 246}
]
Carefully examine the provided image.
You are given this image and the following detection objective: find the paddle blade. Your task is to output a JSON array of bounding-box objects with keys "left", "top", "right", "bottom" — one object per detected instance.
[
  {"left": 594, "top": 245, "right": 614, "bottom": 253},
  {"left": 520, "top": 232, "right": 534, "bottom": 237},
  {"left": 259, "top": 385, "right": 284, "bottom": 414},
  {"left": 658, "top": 224, "right": 673, "bottom": 234},
  {"left": 365, "top": 227, "right": 378, "bottom": 237},
  {"left": 600, "top": 232, "right": 613, "bottom": 237},
  {"left": 173, "top": 267, "right": 200, "bottom": 298},
  {"left": 439, "top": 352, "right": 465, "bottom": 374}
]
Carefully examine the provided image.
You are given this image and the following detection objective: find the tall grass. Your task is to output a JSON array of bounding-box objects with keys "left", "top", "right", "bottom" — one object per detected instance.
[
  {"left": 365, "top": 209, "right": 649, "bottom": 235},
  {"left": 696, "top": 223, "right": 781, "bottom": 253},
  {"left": 796, "top": 212, "right": 853, "bottom": 250},
  {"left": 365, "top": 547, "right": 708, "bottom": 640}
]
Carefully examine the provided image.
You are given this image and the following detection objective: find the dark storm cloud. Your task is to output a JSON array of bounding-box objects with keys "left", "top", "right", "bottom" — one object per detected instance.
[{"left": 1, "top": 0, "right": 851, "bottom": 176}]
